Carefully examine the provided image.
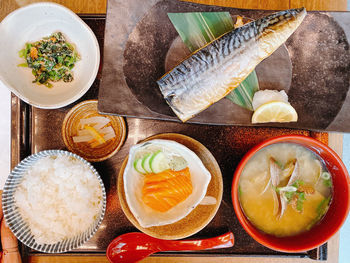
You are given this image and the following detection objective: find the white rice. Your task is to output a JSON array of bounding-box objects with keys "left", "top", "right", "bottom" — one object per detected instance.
[{"left": 14, "top": 155, "right": 103, "bottom": 245}]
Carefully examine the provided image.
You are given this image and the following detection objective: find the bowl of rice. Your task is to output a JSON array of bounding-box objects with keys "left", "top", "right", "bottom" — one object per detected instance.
[{"left": 2, "top": 150, "right": 106, "bottom": 253}]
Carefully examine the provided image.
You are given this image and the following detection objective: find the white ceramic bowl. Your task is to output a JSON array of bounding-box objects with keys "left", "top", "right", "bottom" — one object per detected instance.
[
  {"left": 2, "top": 150, "right": 106, "bottom": 253},
  {"left": 0, "top": 3, "right": 100, "bottom": 108}
]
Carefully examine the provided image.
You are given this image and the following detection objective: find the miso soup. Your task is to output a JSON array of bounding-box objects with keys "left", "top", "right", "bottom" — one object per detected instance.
[{"left": 238, "top": 143, "right": 332, "bottom": 237}]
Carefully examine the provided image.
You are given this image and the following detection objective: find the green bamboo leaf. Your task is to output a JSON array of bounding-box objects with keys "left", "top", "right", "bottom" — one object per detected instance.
[
  {"left": 168, "top": 12, "right": 259, "bottom": 111},
  {"left": 168, "top": 12, "right": 234, "bottom": 52},
  {"left": 225, "top": 71, "right": 259, "bottom": 111}
]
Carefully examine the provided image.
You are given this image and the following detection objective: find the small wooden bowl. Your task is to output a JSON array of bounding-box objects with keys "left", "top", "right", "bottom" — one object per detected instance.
[
  {"left": 117, "top": 133, "right": 223, "bottom": 240},
  {"left": 62, "top": 100, "right": 126, "bottom": 162}
]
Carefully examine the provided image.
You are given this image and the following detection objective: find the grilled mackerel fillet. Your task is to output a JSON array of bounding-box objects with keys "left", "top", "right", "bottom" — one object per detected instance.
[{"left": 157, "top": 8, "right": 306, "bottom": 122}]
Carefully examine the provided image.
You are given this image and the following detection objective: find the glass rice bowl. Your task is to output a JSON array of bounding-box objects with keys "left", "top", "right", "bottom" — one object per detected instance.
[
  {"left": 2, "top": 150, "right": 106, "bottom": 253},
  {"left": 232, "top": 135, "right": 350, "bottom": 252}
]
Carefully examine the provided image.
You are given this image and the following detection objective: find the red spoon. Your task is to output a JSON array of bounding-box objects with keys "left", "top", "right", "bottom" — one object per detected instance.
[{"left": 106, "top": 232, "right": 234, "bottom": 263}]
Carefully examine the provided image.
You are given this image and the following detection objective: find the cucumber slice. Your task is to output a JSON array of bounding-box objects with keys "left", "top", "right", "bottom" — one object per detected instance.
[
  {"left": 133, "top": 158, "right": 146, "bottom": 174},
  {"left": 142, "top": 154, "right": 153, "bottom": 174},
  {"left": 150, "top": 151, "right": 169, "bottom": 173}
]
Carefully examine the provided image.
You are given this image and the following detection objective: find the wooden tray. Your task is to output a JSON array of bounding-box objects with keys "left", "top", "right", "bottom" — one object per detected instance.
[{"left": 10, "top": 15, "right": 328, "bottom": 261}]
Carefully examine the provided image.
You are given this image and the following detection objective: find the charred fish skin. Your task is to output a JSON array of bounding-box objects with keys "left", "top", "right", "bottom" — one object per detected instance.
[{"left": 157, "top": 8, "right": 306, "bottom": 122}]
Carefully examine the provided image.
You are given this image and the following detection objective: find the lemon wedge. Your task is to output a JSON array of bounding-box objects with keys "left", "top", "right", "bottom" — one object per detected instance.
[
  {"left": 252, "top": 101, "right": 298, "bottom": 123},
  {"left": 84, "top": 125, "right": 106, "bottom": 144}
]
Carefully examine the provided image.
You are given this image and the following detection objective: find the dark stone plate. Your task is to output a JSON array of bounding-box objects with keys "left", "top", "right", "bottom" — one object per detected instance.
[{"left": 98, "top": 0, "right": 350, "bottom": 131}]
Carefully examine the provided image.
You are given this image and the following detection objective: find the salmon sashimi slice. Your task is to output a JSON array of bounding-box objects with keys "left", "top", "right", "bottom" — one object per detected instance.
[{"left": 142, "top": 167, "right": 193, "bottom": 212}]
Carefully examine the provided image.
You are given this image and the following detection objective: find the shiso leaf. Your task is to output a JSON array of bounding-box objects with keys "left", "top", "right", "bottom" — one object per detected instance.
[{"left": 168, "top": 12, "right": 259, "bottom": 111}]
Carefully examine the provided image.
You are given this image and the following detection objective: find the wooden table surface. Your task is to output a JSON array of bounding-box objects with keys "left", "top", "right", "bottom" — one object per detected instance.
[{"left": 0, "top": 0, "right": 346, "bottom": 262}]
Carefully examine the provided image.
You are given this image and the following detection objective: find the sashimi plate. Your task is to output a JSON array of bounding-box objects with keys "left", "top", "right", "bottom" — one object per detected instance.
[{"left": 117, "top": 133, "right": 223, "bottom": 240}]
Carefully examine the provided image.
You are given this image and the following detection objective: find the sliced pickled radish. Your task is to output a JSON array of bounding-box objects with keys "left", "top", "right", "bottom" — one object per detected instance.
[{"left": 72, "top": 134, "right": 93, "bottom": 143}]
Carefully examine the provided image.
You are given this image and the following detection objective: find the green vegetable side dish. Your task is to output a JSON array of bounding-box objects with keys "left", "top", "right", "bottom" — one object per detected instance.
[{"left": 18, "top": 32, "right": 80, "bottom": 88}]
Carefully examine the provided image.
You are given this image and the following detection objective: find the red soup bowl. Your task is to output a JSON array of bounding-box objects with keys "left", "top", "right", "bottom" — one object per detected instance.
[{"left": 232, "top": 135, "right": 350, "bottom": 252}]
